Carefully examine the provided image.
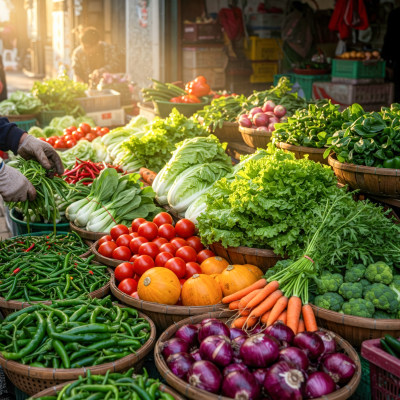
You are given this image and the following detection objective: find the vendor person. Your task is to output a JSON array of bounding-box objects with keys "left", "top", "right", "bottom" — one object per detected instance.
[
  {"left": 0, "top": 117, "right": 64, "bottom": 202},
  {"left": 71, "top": 26, "right": 120, "bottom": 84}
]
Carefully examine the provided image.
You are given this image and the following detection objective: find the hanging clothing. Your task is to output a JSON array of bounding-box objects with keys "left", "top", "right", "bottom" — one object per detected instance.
[{"left": 218, "top": 7, "right": 244, "bottom": 41}]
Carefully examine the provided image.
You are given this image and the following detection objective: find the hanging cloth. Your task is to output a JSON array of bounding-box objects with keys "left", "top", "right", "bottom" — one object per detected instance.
[{"left": 218, "top": 7, "right": 245, "bottom": 41}]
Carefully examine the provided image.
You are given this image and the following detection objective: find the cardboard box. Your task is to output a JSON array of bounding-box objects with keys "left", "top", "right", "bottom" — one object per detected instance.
[{"left": 87, "top": 109, "right": 125, "bottom": 127}]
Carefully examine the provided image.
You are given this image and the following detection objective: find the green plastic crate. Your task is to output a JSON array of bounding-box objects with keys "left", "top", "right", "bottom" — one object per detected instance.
[
  {"left": 294, "top": 73, "right": 331, "bottom": 100},
  {"left": 14, "top": 119, "right": 37, "bottom": 131},
  {"left": 39, "top": 110, "right": 66, "bottom": 127},
  {"left": 350, "top": 353, "right": 371, "bottom": 400},
  {"left": 332, "top": 59, "right": 385, "bottom": 80},
  {"left": 274, "top": 73, "right": 295, "bottom": 86}
]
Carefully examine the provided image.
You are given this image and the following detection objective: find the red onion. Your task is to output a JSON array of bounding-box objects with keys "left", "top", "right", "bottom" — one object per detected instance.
[
  {"left": 190, "top": 349, "right": 202, "bottom": 361},
  {"left": 232, "top": 335, "right": 247, "bottom": 356},
  {"left": 253, "top": 113, "right": 269, "bottom": 127},
  {"left": 269, "top": 116, "right": 280, "bottom": 124},
  {"left": 279, "top": 347, "right": 309, "bottom": 371},
  {"left": 239, "top": 116, "right": 252, "bottom": 128},
  {"left": 222, "top": 370, "right": 260, "bottom": 400},
  {"left": 249, "top": 325, "right": 264, "bottom": 335},
  {"left": 249, "top": 107, "right": 263, "bottom": 117},
  {"left": 240, "top": 334, "right": 279, "bottom": 368},
  {"left": 166, "top": 352, "right": 194, "bottom": 380},
  {"left": 274, "top": 105, "right": 286, "bottom": 118},
  {"left": 223, "top": 363, "right": 249, "bottom": 376},
  {"left": 293, "top": 332, "right": 324, "bottom": 361},
  {"left": 162, "top": 338, "right": 190, "bottom": 359},
  {"left": 201, "top": 318, "right": 219, "bottom": 325},
  {"left": 230, "top": 327, "right": 247, "bottom": 340},
  {"left": 233, "top": 355, "right": 244, "bottom": 364},
  {"left": 264, "top": 361, "right": 305, "bottom": 400},
  {"left": 257, "top": 126, "right": 269, "bottom": 132},
  {"left": 253, "top": 368, "right": 269, "bottom": 386},
  {"left": 187, "top": 360, "right": 222, "bottom": 393},
  {"left": 305, "top": 372, "right": 336, "bottom": 398},
  {"left": 322, "top": 353, "right": 356, "bottom": 384},
  {"left": 175, "top": 324, "right": 199, "bottom": 347},
  {"left": 315, "top": 331, "right": 337, "bottom": 354},
  {"left": 265, "top": 322, "right": 294, "bottom": 346},
  {"left": 262, "top": 100, "right": 276, "bottom": 112},
  {"left": 268, "top": 122, "right": 277, "bottom": 132},
  {"left": 198, "top": 320, "right": 230, "bottom": 342},
  {"left": 199, "top": 335, "right": 233, "bottom": 367}
]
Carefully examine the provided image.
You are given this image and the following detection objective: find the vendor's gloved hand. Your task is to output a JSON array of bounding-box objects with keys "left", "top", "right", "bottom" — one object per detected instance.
[
  {"left": 0, "top": 163, "right": 36, "bottom": 202},
  {"left": 17, "top": 134, "right": 64, "bottom": 175}
]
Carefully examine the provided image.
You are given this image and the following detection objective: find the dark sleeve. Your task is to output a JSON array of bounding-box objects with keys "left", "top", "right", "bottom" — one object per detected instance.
[{"left": 0, "top": 117, "right": 25, "bottom": 154}]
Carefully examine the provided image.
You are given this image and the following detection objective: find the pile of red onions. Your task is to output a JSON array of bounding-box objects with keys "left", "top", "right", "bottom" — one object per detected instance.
[{"left": 162, "top": 319, "right": 356, "bottom": 400}]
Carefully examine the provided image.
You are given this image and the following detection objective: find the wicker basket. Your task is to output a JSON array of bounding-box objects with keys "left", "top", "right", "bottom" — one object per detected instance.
[
  {"left": 275, "top": 142, "right": 330, "bottom": 165},
  {"left": 0, "top": 307, "right": 156, "bottom": 396},
  {"left": 311, "top": 305, "right": 400, "bottom": 348},
  {"left": 30, "top": 379, "right": 185, "bottom": 399},
  {"left": 6, "top": 114, "right": 38, "bottom": 122},
  {"left": 209, "top": 242, "right": 283, "bottom": 273},
  {"left": 154, "top": 311, "right": 361, "bottom": 400},
  {"left": 0, "top": 268, "right": 112, "bottom": 317},
  {"left": 91, "top": 240, "right": 121, "bottom": 267},
  {"left": 328, "top": 154, "right": 400, "bottom": 197},
  {"left": 198, "top": 117, "right": 242, "bottom": 143},
  {"left": 239, "top": 126, "right": 273, "bottom": 148},
  {"left": 69, "top": 222, "right": 108, "bottom": 241},
  {"left": 110, "top": 273, "right": 226, "bottom": 331}
]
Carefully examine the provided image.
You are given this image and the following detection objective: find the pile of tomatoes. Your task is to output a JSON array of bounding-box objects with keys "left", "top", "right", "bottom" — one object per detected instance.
[
  {"left": 97, "top": 212, "right": 215, "bottom": 298},
  {"left": 39, "top": 123, "right": 110, "bottom": 149}
]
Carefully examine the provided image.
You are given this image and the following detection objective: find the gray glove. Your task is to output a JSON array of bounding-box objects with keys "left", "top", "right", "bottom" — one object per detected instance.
[
  {"left": 0, "top": 163, "right": 36, "bottom": 202},
  {"left": 17, "top": 135, "right": 64, "bottom": 175}
]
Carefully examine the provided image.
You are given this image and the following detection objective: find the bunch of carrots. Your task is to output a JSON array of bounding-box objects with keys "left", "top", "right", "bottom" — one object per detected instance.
[{"left": 223, "top": 278, "right": 317, "bottom": 335}]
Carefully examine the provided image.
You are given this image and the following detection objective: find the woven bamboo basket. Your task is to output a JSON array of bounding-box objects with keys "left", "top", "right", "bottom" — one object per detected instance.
[
  {"left": 69, "top": 222, "right": 108, "bottom": 241},
  {"left": 198, "top": 116, "right": 242, "bottom": 144},
  {"left": 328, "top": 154, "right": 400, "bottom": 197},
  {"left": 110, "top": 273, "right": 226, "bottom": 331},
  {"left": 0, "top": 307, "right": 156, "bottom": 396},
  {"left": 6, "top": 114, "right": 38, "bottom": 122},
  {"left": 239, "top": 126, "right": 273, "bottom": 148},
  {"left": 30, "top": 379, "right": 185, "bottom": 399},
  {"left": 0, "top": 268, "right": 112, "bottom": 317},
  {"left": 311, "top": 305, "right": 400, "bottom": 348},
  {"left": 275, "top": 142, "right": 330, "bottom": 165},
  {"left": 91, "top": 240, "right": 121, "bottom": 268},
  {"left": 209, "top": 242, "right": 282, "bottom": 273},
  {"left": 154, "top": 311, "right": 361, "bottom": 400}
]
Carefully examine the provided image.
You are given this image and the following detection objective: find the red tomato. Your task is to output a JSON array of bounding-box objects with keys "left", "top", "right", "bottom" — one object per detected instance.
[
  {"left": 38, "top": 137, "right": 46, "bottom": 141},
  {"left": 179, "top": 279, "right": 186, "bottom": 287},
  {"left": 160, "top": 242, "right": 177, "bottom": 255},
  {"left": 118, "top": 278, "right": 138, "bottom": 295},
  {"left": 116, "top": 234, "right": 132, "bottom": 248},
  {"left": 46, "top": 136, "right": 57, "bottom": 146},
  {"left": 152, "top": 237, "right": 168, "bottom": 248},
  {"left": 170, "top": 237, "right": 188, "bottom": 250},
  {"left": 64, "top": 128, "right": 73, "bottom": 135},
  {"left": 115, "top": 262, "right": 135, "bottom": 282},
  {"left": 112, "top": 246, "right": 132, "bottom": 261},
  {"left": 196, "top": 249, "right": 215, "bottom": 264},
  {"left": 98, "top": 235, "right": 112, "bottom": 246},
  {"left": 186, "top": 236, "right": 204, "bottom": 253},
  {"left": 130, "top": 232, "right": 139, "bottom": 238},
  {"left": 158, "top": 224, "right": 176, "bottom": 241},
  {"left": 100, "top": 127, "right": 110, "bottom": 135},
  {"left": 175, "top": 219, "right": 196, "bottom": 238},
  {"left": 63, "top": 134, "right": 73, "bottom": 141},
  {"left": 165, "top": 257, "right": 186, "bottom": 279},
  {"left": 85, "top": 133, "right": 97, "bottom": 142},
  {"left": 130, "top": 254, "right": 140, "bottom": 263},
  {"left": 176, "top": 246, "right": 197, "bottom": 263},
  {"left": 185, "top": 262, "right": 202, "bottom": 278},
  {"left": 98, "top": 241, "right": 117, "bottom": 258},
  {"left": 95, "top": 126, "right": 102, "bottom": 133},
  {"left": 129, "top": 236, "right": 148, "bottom": 254},
  {"left": 130, "top": 291, "right": 139, "bottom": 299},
  {"left": 133, "top": 255, "right": 154, "bottom": 275},
  {"left": 91, "top": 128, "right": 98, "bottom": 135},
  {"left": 131, "top": 218, "right": 147, "bottom": 232},
  {"left": 70, "top": 125, "right": 77, "bottom": 131},
  {"left": 65, "top": 140, "right": 76, "bottom": 149},
  {"left": 153, "top": 212, "right": 173, "bottom": 227},
  {"left": 155, "top": 251, "right": 174, "bottom": 267},
  {"left": 54, "top": 138, "right": 67, "bottom": 149},
  {"left": 128, "top": 227, "right": 133, "bottom": 233},
  {"left": 138, "top": 242, "right": 159, "bottom": 258},
  {"left": 138, "top": 222, "right": 158, "bottom": 241},
  {"left": 110, "top": 225, "right": 129, "bottom": 241},
  {"left": 79, "top": 122, "right": 91, "bottom": 134},
  {"left": 72, "top": 130, "right": 84, "bottom": 141}
]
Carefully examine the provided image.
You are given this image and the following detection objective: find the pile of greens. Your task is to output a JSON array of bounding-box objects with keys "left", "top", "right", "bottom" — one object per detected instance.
[
  {"left": 0, "top": 91, "right": 42, "bottom": 115},
  {"left": 31, "top": 75, "right": 87, "bottom": 116},
  {"left": 272, "top": 101, "right": 347, "bottom": 148},
  {"left": 122, "top": 109, "right": 208, "bottom": 172}
]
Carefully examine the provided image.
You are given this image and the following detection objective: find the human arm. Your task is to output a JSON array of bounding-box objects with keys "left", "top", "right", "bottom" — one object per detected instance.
[{"left": 0, "top": 117, "right": 25, "bottom": 154}]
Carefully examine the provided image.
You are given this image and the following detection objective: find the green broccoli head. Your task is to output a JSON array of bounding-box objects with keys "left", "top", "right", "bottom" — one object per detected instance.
[
  {"left": 390, "top": 275, "right": 400, "bottom": 297},
  {"left": 341, "top": 298, "right": 375, "bottom": 318},
  {"left": 314, "top": 272, "right": 343, "bottom": 295},
  {"left": 314, "top": 292, "right": 345, "bottom": 312},
  {"left": 344, "top": 264, "right": 366, "bottom": 283},
  {"left": 359, "top": 279, "right": 371, "bottom": 289},
  {"left": 363, "top": 283, "right": 400, "bottom": 313},
  {"left": 365, "top": 262, "right": 393, "bottom": 285},
  {"left": 373, "top": 310, "right": 397, "bottom": 319},
  {"left": 338, "top": 282, "right": 363, "bottom": 300}
]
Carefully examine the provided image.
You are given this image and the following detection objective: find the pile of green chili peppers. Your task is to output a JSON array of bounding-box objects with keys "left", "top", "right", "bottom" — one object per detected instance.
[
  {"left": 0, "top": 253, "right": 108, "bottom": 301},
  {"left": 0, "top": 296, "right": 151, "bottom": 368},
  {"left": 34, "top": 369, "right": 174, "bottom": 400}
]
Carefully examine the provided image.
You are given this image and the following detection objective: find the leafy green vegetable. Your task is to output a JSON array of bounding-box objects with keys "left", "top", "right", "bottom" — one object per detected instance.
[
  {"left": 27, "top": 126, "right": 45, "bottom": 138},
  {"left": 0, "top": 100, "right": 18, "bottom": 115},
  {"left": 9, "top": 91, "right": 42, "bottom": 114}
]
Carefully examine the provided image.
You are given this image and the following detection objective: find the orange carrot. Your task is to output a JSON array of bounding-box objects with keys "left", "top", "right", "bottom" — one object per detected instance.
[
  {"left": 297, "top": 319, "right": 305, "bottom": 333},
  {"left": 267, "top": 296, "right": 288, "bottom": 326},
  {"left": 260, "top": 310, "right": 271, "bottom": 325},
  {"left": 245, "top": 281, "right": 280, "bottom": 310},
  {"left": 238, "top": 289, "right": 263, "bottom": 309},
  {"left": 229, "top": 300, "right": 240, "bottom": 310},
  {"left": 222, "top": 279, "right": 267, "bottom": 304},
  {"left": 244, "top": 316, "right": 258, "bottom": 329},
  {"left": 232, "top": 316, "right": 248, "bottom": 329},
  {"left": 249, "top": 290, "right": 283, "bottom": 318},
  {"left": 302, "top": 304, "right": 318, "bottom": 332},
  {"left": 286, "top": 296, "right": 302, "bottom": 334},
  {"left": 276, "top": 310, "right": 287, "bottom": 325},
  {"left": 239, "top": 309, "right": 251, "bottom": 316}
]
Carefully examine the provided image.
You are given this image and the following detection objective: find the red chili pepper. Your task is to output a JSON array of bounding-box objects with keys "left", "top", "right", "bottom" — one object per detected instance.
[
  {"left": 12, "top": 268, "right": 20, "bottom": 275},
  {"left": 89, "top": 270, "right": 93, "bottom": 275},
  {"left": 24, "top": 243, "right": 35, "bottom": 252}
]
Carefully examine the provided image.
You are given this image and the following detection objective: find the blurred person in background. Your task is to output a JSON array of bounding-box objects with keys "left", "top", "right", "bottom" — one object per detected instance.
[{"left": 71, "top": 26, "right": 121, "bottom": 86}]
